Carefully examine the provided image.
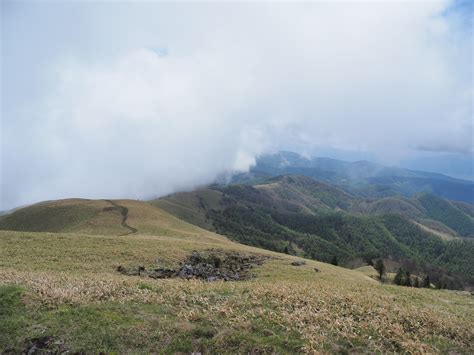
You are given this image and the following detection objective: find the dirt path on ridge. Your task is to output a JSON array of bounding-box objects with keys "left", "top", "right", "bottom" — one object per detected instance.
[{"left": 103, "top": 200, "right": 138, "bottom": 236}]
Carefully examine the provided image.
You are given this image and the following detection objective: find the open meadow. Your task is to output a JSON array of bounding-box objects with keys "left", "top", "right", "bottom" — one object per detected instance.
[{"left": 1, "top": 200, "right": 473, "bottom": 353}]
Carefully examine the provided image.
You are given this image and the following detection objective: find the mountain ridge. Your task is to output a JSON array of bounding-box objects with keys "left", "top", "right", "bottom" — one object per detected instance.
[{"left": 230, "top": 151, "right": 474, "bottom": 203}]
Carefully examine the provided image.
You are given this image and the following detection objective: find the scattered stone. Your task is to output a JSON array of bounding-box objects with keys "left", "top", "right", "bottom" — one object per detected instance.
[
  {"left": 314, "top": 268, "right": 320, "bottom": 272},
  {"left": 117, "top": 250, "right": 268, "bottom": 282},
  {"left": 291, "top": 260, "right": 306, "bottom": 266}
]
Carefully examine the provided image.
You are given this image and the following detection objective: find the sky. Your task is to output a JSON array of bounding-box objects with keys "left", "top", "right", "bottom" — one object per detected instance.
[{"left": 1, "top": 0, "right": 473, "bottom": 210}]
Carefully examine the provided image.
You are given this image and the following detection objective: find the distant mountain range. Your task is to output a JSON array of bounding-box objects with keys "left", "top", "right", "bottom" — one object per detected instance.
[{"left": 229, "top": 151, "right": 474, "bottom": 204}]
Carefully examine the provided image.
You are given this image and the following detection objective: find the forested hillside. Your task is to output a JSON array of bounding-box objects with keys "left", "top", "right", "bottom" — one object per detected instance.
[{"left": 155, "top": 175, "right": 474, "bottom": 289}]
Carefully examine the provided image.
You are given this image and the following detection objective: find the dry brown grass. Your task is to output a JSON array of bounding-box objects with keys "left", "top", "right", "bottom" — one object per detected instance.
[{"left": 1, "top": 230, "right": 473, "bottom": 353}]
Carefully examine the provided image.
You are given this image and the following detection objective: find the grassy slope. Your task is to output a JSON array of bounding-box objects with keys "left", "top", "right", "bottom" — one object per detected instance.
[
  {"left": 1, "top": 229, "right": 473, "bottom": 353},
  {"left": 153, "top": 189, "right": 224, "bottom": 230},
  {"left": 0, "top": 199, "right": 107, "bottom": 233},
  {"left": 412, "top": 220, "right": 458, "bottom": 241},
  {"left": 0, "top": 198, "right": 211, "bottom": 237}
]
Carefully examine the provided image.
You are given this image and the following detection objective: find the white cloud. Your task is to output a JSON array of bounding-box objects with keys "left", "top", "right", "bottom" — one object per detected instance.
[{"left": 1, "top": 0, "right": 472, "bottom": 209}]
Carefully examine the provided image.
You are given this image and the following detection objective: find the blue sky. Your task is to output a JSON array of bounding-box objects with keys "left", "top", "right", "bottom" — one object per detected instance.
[{"left": 1, "top": 0, "right": 472, "bottom": 209}]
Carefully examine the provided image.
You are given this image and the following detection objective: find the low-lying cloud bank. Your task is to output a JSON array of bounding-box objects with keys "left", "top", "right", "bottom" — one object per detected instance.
[{"left": 1, "top": 1, "right": 472, "bottom": 210}]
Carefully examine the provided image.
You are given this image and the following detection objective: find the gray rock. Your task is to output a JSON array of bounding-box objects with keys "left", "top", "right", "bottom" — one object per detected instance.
[{"left": 178, "top": 264, "right": 195, "bottom": 278}]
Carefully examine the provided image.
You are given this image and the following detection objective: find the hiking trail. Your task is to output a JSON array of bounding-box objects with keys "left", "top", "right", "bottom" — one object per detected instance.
[{"left": 103, "top": 200, "right": 138, "bottom": 236}]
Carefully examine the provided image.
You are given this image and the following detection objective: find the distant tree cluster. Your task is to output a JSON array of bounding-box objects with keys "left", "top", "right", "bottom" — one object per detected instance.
[{"left": 393, "top": 268, "right": 430, "bottom": 288}]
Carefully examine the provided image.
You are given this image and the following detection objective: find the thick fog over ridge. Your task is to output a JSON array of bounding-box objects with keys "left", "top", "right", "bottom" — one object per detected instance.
[{"left": 1, "top": 1, "right": 472, "bottom": 210}]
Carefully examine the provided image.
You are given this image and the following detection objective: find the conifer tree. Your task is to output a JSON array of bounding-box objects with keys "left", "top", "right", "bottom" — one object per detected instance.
[
  {"left": 414, "top": 277, "right": 420, "bottom": 288},
  {"left": 374, "top": 259, "right": 385, "bottom": 281},
  {"left": 404, "top": 271, "right": 412, "bottom": 287},
  {"left": 394, "top": 268, "right": 404, "bottom": 285},
  {"left": 422, "top": 275, "right": 431, "bottom": 288}
]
